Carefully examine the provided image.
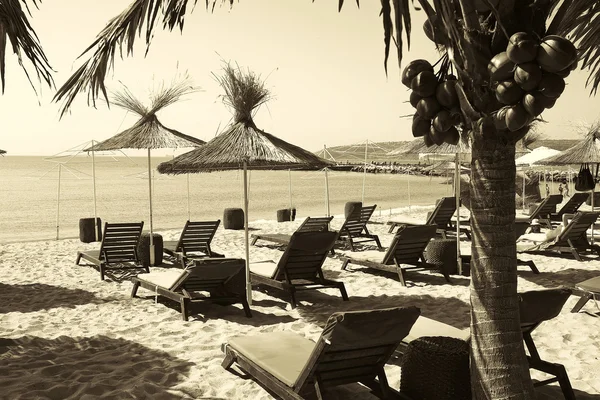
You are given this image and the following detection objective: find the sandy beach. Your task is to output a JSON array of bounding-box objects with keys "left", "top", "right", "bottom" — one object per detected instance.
[{"left": 1, "top": 206, "right": 599, "bottom": 399}]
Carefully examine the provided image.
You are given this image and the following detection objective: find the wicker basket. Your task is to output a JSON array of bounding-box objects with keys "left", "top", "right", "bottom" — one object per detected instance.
[
  {"left": 400, "top": 336, "right": 471, "bottom": 400},
  {"left": 424, "top": 239, "right": 458, "bottom": 275},
  {"left": 223, "top": 208, "right": 244, "bottom": 230}
]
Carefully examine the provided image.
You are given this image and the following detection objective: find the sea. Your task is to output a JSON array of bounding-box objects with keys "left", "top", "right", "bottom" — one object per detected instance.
[{"left": 0, "top": 155, "right": 475, "bottom": 243}]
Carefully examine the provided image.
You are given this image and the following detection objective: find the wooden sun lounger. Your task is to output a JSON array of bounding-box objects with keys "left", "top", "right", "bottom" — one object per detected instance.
[
  {"left": 250, "top": 231, "right": 348, "bottom": 309},
  {"left": 163, "top": 220, "right": 223, "bottom": 266},
  {"left": 520, "top": 211, "right": 600, "bottom": 261},
  {"left": 529, "top": 194, "right": 563, "bottom": 228},
  {"left": 337, "top": 204, "right": 382, "bottom": 251},
  {"left": 340, "top": 224, "right": 441, "bottom": 286},
  {"left": 401, "top": 288, "right": 575, "bottom": 400},
  {"left": 571, "top": 276, "right": 600, "bottom": 313},
  {"left": 221, "top": 307, "right": 420, "bottom": 400},
  {"left": 75, "top": 222, "right": 145, "bottom": 280},
  {"left": 250, "top": 216, "right": 333, "bottom": 247},
  {"left": 550, "top": 192, "right": 589, "bottom": 223},
  {"left": 131, "top": 257, "right": 251, "bottom": 321}
]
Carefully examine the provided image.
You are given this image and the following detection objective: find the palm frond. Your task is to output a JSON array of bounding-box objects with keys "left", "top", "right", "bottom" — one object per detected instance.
[
  {"left": 0, "top": 0, "right": 54, "bottom": 94},
  {"left": 553, "top": 0, "right": 600, "bottom": 95},
  {"left": 53, "top": 0, "right": 219, "bottom": 118},
  {"left": 212, "top": 62, "right": 271, "bottom": 123}
]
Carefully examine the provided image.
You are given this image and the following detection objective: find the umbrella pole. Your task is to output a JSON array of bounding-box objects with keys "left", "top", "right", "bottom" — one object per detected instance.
[
  {"left": 288, "top": 168, "right": 293, "bottom": 221},
  {"left": 187, "top": 173, "right": 191, "bottom": 221},
  {"left": 91, "top": 140, "right": 99, "bottom": 241},
  {"left": 455, "top": 153, "right": 462, "bottom": 275},
  {"left": 407, "top": 174, "right": 411, "bottom": 213},
  {"left": 243, "top": 160, "right": 252, "bottom": 305},
  {"left": 56, "top": 163, "right": 62, "bottom": 240},
  {"left": 147, "top": 149, "right": 155, "bottom": 266},
  {"left": 325, "top": 167, "right": 330, "bottom": 217},
  {"left": 362, "top": 140, "right": 368, "bottom": 203},
  {"left": 523, "top": 169, "right": 526, "bottom": 212}
]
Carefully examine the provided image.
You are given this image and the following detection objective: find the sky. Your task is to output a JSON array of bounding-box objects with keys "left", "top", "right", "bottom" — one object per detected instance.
[{"left": 1, "top": 0, "right": 600, "bottom": 156}]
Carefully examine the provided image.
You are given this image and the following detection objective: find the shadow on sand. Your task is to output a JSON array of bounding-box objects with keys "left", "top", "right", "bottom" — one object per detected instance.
[
  {"left": 519, "top": 268, "right": 600, "bottom": 289},
  {"left": 0, "top": 335, "right": 194, "bottom": 399},
  {"left": 0, "top": 283, "right": 103, "bottom": 314}
]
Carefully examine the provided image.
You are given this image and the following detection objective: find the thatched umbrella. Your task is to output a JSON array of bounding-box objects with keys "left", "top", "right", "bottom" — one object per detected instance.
[
  {"left": 0, "top": 149, "right": 6, "bottom": 156},
  {"left": 158, "top": 63, "right": 332, "bottom": 304},
  {"left": 87, "top": 78, "right": 205, "bottom": 264},
  {"left": 537, "top": 126, "right": 600, "bottom": 240}
]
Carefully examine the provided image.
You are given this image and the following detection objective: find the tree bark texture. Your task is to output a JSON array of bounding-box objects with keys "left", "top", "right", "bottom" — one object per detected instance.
[{"left": 469, "top": 130, "right": 535, "bottom": 400}]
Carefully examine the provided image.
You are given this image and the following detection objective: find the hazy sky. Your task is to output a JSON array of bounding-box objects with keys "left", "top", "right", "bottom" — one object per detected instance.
[{"left": 1, "top": 0, "right": 599, "bottom": 156}]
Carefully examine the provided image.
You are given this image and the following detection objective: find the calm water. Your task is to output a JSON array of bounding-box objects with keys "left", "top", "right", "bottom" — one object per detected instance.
[{"left": 0, "top": 155, "right": 546, "bottom": 243}]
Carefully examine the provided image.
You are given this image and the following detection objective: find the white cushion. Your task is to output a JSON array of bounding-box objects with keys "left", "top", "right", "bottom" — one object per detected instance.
[
  {"left": 519, "top": 233, "right": 547, "bottom": 243},
  {"left": 250, "top": 261, "right": 278, "bottom": 278},
  {"left": 388, "top": 216, "right": 426, "bottom": 225},
  {"left": 137, "top": 270, "right": 185, "bottom": 290},
  {"left": 404, "top": 317, "right": 470, "bottom": 344},
  {"left": 340, "top": 249, "right": 387, "bottom": 263}
]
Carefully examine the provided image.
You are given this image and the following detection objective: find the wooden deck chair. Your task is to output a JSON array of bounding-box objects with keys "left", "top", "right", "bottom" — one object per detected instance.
[
  {"left": 520, "top": 212, "right": 600, "bottom": 261},
  {"left": 163, "top": 220, "right": 223, "bottom": 266},
  {"left": 337, "top": 204, "right": 382, "bottom": 251},
  {"left": 570, "top": 276, "right": 600, "bottom": 313},
  {"left": 131, "top": 258, "right": 251, "bottom": 321},
  {"left": 550, "top": 192, "right": 589, "bottom": 223},
  {"left": 519, "top": 288, "right": 576, "bottom": 400},
  {"left": 250, "top": 231, "right": 348, "bottom": 309},
  {"left": 75, "top": 222, "right": 145, "bottom": 280},
  {"left": 529, "top": 194, "right": 563, "bottom": 228},
  {"left": 340, "top": 225, "right": 441, "bottom": 286},
  {"left": 387, "top": 197, "right": 458, "bottom": 238},
  {"left": 221, "top": 307, "right": 420, "bottom": 400},
  {"left": 250, "top": 216, "right": 333, "bottom": 247}
]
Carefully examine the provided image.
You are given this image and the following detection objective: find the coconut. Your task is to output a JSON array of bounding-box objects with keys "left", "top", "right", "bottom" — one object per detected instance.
[
  {"left": 537, "top": 73, "right": 565, "bottom": 98},
  {"left": 522, "top": 92, "right": 550, "bottom": 117},
  {"left": 411, "top": 70, "right": 438, "bottom": 97},
  {"left": 514, "top": 62, "right": 543, "bottom": 91},
  {"left": 536, "top": 35, "right": 578, "bottom": 73},
  {"left": 444, "top": 127, "right": 460, "bottom": 145},
  {"left": 435, "top": 80, "right": 459, "bottom": 108},
  {"left": 429, "top": 125, "right": 446, "bottom": 145},
  {"left": 496, "top": 80, "right": 525, "bottom": 105},
  {"left": 449, "top": 108, "right": 463, "bottom": 126},
  {"left": 505, "top": 103, "right": 532, "bottom": 132},
  {"left": 423, "top": 14, "right": 446, "bottom": 45},
  {"left": 412, "top": 113, "right": 431, "bottom": 137},
  {"left": 402, "top": 60, "right": 434, "bottom": 88},
  {"left": 506, "top": 32, "right": 539, "bottom": 64},
  {"left": 416, "top": 97, "right": 442, "bottom": 119},
  {"left": 493, "top": 108, "right": 508, "bottom": 130},
  {"left": 409, "top": 91, "right": 423, "bottom": 108},
  {"left": 488, "top": 52, "right": 516, "bottom": 82},
  {"left": 433, "top": 110, "right": 453, "bottom": 132},
  {"left": 554, "top": 68, "right": 571, "bottom": 78},
  {"left": 424, "top": 132, "right": 435, "bottom": 147}
]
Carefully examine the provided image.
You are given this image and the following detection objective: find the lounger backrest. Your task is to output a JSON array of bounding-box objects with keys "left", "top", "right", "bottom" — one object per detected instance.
[
  {"left": 272, "top": 231, "right": 338, "bottom": 281},
  {"left": 425, "top": 197, "right": 456, "bottom": 228},
  {"left": 176, "top": 220, "right": 221, "bottom": 256},
  {"left": 530, "top": 194, "right": 563, "bottom": 220},
  {"left": 294, "top": 307, "right": 421, "bottom": 389},
  {"left": 556, "top": 212, "right": 599, "bottom": 242},
  {"left": 381, "top": 225, "right": 436, "bottom": 266},
  {"left": 99, "top": 222, "right": 144, "bottom": 264},
  {"left": 514, "top": 219, "right": 531, "bottom": 239},
  {"left": 296, "top": 216, "right": 333, "bottom": 233},
  {"left": 556, "top": 192, "right": 589, "bottom": 216},
  {"left": 519, "top": 288, "right": 571, "bottom": 332},
  {"left": 169, "top": 258, "right": 245, "bottom": 292},
  {"left": 339, "top": 205, "right": 377, "bottom": 237}
]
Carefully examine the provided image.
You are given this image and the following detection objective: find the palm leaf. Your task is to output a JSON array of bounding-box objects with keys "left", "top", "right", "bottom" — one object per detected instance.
[
  {"left": 551, "top": 0, "right": 600, "bottom": 95},
  {"left": 0, "top": 0, "right": 54, "bottom": 94}
]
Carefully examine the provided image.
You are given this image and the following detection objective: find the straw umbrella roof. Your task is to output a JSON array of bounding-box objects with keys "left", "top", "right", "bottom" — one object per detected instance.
[
  {"left": 391, "top": 138, "right": 470, "bottom": 156},
  {"left": 86, "top": 77, "right": 205, "bottom": 152},
  {"left": 158, "top": 63, "right": 331, "bottom": 174},
  {"left": 0, "top": 149, "right": 5, "bottom": 155},
  {"left": 537, "top": 125, "right": 600, "bottom": 166}
]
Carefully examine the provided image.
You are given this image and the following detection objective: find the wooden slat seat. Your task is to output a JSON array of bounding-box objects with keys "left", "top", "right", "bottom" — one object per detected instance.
[{"left": 163, "top": 220, "right": 223, "bottom": 266}]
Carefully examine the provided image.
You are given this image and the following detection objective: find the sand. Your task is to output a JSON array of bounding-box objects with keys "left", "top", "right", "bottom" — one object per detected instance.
[{"left": 1, "top": 206, "right": 599, "bottom": 399}]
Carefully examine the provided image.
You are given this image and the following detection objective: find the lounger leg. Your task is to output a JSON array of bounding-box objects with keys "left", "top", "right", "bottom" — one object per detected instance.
[
  {"left": 568, "top": 240, "right": 582, "bottom": 261},
  {"left": 374, "top": 236, "right": 383, "bottom": 250},
  {"left": 180, "top": 298, "right": 190, "bottom": 321},
  {"left": 289, "top": 289, "right": 298, "bottom": 309},
  {"left": 341, "top": 259, "right": 350, "bottom": 271},
  {"left": 221, "top": 351, "right": 235, "bottom": 369},
  {"left": 388, "top": 223, "right": 396, "bottom": 234},
  {"left": 99, "top": 264, "right": 105, "bottom": 281},
  {"left": 571, "top": 293, "right": 592, "bottom": 313},
  {"left": 396, "top": 267, "right": 407, "bottom": 287},
  {"left": 338, "top": 283, "right": 349, "bottom": 301},
  {"left": 241, "top": 298, "right": 252, "bottom": 318},
  {"left": 348, "top": 238, "right": 355, "bottom": 252},
  {"left": 75, "top": 251, "right": 82, "bottom": 265},
  {"left": 527, "top": 356, "right": 576, "bottom": 400},
  {"left": 441, "top": 269, "right": 452, "bottom": 284},
  {"left": 518, "top": 259, "right": 539, "bottom": 274},
  {"left": 314, "top": 376, "right": 325, "bottom": 400},
  {"left": 250, "top": 236, "right": 258, "bottom": 245},
  {"left": 131, "top": 281, "right": 140, "bottom": 298},
  {"left": 377, "top": 369, "right": 391, "bottom": 399}
]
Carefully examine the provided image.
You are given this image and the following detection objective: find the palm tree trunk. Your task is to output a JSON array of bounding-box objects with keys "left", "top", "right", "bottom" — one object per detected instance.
[{"left": 469, "top": 130, "right": 535, "bottom": 399}]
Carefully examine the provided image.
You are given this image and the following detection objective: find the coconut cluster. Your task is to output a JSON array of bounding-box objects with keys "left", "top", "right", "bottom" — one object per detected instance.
[
  {"left": 403, "top": 59, "right": 463, "bottom": 147},
  {"left": 488, "top": 32, "right": 578, "bottom": 138}
]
